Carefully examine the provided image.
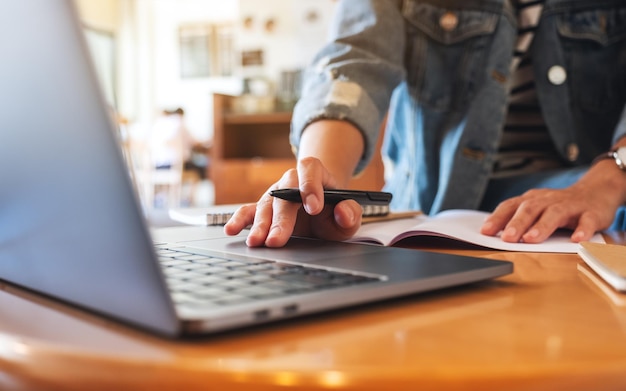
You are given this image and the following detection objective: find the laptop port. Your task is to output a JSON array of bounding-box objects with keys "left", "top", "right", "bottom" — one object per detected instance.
[
  {"left": 253, "top": 309, "right": 270, "bottom": 321},
  {"left": 283, "top": 304, "right": 298, "bottom": 316}
]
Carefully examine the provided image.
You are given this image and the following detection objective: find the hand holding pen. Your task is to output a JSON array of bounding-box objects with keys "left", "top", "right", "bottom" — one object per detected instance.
[{"left": 224, "top": 157, "right": 369, "bottom": 248}]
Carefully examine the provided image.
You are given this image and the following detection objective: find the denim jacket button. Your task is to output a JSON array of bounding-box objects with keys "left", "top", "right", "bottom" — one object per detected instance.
[
  {"left": 548, "top": 65, "right": 567, "bottom": 85},
  {"left": 566, "top": 143, "right": 579, "bottom": 162},
  {"left": 439, "top": 12, "right": 458, "bottom": 31}
]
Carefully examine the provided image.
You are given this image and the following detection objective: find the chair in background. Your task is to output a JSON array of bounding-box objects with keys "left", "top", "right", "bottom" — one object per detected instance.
[
  {"left": 131, "top": 109, "right": 188, "bottom": 209},
  {"left": 123, "top": 138, "right": 184, "bottom": 210}
]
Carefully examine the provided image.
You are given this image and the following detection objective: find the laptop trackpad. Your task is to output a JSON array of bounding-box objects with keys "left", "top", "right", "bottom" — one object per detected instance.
[{"left": 179, "top": 236, "right": 384, "bottom": 263}]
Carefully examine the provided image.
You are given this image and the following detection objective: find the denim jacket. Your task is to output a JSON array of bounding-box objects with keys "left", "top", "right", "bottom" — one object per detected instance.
[{"left": 291, "top": 0, "right": 626, "bottom": 214}]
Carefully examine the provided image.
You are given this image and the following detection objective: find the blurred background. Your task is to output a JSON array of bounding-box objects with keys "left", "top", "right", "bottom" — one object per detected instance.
[{"left": 74, "top": 0, "right": 340, "bottom": 213}]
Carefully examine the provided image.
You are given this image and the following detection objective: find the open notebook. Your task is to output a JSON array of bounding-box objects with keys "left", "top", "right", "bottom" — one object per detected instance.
[
  {"left": 350, "top": 209, "right": 605, "bottom": 253},
  {"left": 0, "top": 0, "right": 512, "bottom": 337}
]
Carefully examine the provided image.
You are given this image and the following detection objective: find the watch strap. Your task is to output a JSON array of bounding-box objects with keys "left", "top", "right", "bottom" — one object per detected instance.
[
  {"left": 592, "top": 148, "right": 626, "bottom": 171},
  {"left": 592, "top": 151, "right": 616, "bottom": 166}
]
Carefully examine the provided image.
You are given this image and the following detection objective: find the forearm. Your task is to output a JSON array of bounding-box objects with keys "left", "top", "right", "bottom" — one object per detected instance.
[
  {"left": 592, "top": 104, "right": 626, "bottom": 206},
  {"left": 298, "top": 120, "right": 365, "bottom": 188},
  {"left": 290, "top": 1, "right": 405, "bottom": 174}
]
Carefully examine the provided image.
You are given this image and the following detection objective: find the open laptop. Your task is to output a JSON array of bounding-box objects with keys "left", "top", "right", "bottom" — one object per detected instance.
[{"left": 0, "top": 0, "right": 513, "bottom": 337}]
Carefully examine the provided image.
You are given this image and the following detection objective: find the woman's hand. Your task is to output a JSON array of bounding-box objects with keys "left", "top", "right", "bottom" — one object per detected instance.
[
  {"left": 224, "top": 157, "right": 363, "bottom": 247},
  {"left": 481, "top": 160, "right": 626, "bottom": 243}
]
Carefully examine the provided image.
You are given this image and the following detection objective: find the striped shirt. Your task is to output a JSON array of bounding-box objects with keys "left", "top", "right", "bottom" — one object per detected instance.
[{"left": 492, "top": 0, "right": 565, "bottom": 178}]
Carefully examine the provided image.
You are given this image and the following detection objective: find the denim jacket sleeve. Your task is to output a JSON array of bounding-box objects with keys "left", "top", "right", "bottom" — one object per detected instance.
[{"left": 290, "top": 0, "right": 407, "bottom": 173}]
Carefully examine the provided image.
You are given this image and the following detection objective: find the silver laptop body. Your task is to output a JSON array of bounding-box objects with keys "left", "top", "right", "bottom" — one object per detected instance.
[{"left": 0, "top": 0, "right": 512, "bottom": 337}]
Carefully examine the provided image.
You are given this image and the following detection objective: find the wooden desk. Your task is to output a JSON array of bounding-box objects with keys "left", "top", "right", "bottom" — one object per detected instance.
[{"left": 1, "top": 244, "right": 626, "bottom": 390}]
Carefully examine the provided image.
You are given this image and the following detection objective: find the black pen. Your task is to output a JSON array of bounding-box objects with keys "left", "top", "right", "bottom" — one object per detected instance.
[{"left": 269, "top": 188, "right": 392, "bottom": 216}]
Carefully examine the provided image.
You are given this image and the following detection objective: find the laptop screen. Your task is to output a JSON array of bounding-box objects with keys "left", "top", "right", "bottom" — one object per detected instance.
[{"left": 0, "top": 0, "right": 180, "bottom": 335}]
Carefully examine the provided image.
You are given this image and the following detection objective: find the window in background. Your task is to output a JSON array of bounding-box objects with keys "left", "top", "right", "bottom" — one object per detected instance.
[{"left": 179, "top": 24, "right": 234, "bottom": 78}]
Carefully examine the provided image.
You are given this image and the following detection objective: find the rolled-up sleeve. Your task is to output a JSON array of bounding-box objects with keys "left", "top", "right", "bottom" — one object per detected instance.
[{"left": 290, "top": 0, "right": 407, "bottom": 173}]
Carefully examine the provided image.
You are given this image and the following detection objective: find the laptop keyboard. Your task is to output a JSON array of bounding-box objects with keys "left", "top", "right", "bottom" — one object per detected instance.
[{"left": 156, "top": 247, "right": 383, "bottom": 308}]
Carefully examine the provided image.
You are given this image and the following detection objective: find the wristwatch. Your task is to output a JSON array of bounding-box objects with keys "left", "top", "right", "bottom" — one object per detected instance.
[{"left": 593, "top": 146, "right": 626, "bottom": 171}]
